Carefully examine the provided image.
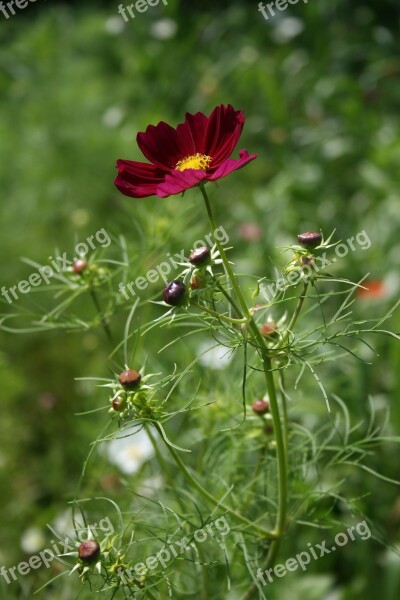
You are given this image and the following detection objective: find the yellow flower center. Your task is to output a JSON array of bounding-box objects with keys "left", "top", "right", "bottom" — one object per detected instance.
[{"left": 175, "top": 153, "right": 212, "bottom": 172}]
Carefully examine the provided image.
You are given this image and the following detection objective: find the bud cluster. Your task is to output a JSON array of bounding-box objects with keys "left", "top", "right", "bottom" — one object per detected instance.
[{"left": 109, "top": 369, "right": 159, "bottom": 422}]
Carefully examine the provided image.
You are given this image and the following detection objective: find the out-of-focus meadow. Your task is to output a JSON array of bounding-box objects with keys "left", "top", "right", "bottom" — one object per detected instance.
[{"left": 1, "top": 0, "right": 400, "bottom": 598}]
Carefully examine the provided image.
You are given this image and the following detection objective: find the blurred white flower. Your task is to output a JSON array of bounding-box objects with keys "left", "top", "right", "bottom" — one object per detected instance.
[
  {"left": 102, "top": 106, "right": 125, "bottom": 128},
  {"left": 21, "top": 527, "right": 46, "bottom": 554},
  {"left": 105, "top": 16, "right": 126, "bottom": 35},
  {"left": 101, "top": 426, "right": 155, "bottom": 475},
  {"left": 197, "top": 342, "right": 233, "bottom": 370},
  {"left": 272, "top": 17, "right": 304, "bottom": 44},
  {"left": 52, "top": 509, "right": 78, "bottom": 539},
  {"left": 239, "top": 46, "right": 259, "bottom": 64},
  {"left": 150, "top": 18, "right": 178, "bottom": 40}
]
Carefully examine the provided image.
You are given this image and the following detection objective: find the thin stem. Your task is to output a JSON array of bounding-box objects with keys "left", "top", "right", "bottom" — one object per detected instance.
[
  {"left": 89, "top": 287, "right": 114, "bottom": 346},
  {"left": 279, "top": 372, "right": 289, "bottom": 458},
  {"left": 145, "top": 425, "right": 210, "bottom": 598},
  {"left": 154, "top": 423, "right": 275, "bottom": 540},
  {"left": 201, "top": 186, "right": 251, "bottom": 319},
  {"left": 192, "top": 302, "right": 246, "bottom": 325},
  {"left": 200, "top": 185, "right": 287, "bottom": 556},
  {"left": 277, "top": 281, "right": 309, "bottom": 349},
  {"left": 212, "top": 276, "right": 244, "bottom": 318}
]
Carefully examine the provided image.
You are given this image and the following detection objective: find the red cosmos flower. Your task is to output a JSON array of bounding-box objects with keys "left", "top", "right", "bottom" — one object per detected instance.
[{"left": 114, "top": 104, "right": 257, "bottom": 198}]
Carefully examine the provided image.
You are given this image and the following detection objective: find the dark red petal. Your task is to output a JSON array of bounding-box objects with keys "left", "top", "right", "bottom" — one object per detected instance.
[
  {"left": 207, "top": 150, "right": 257, "bottom": 181},
  {"left": 204, "top": 104, "right": 245, "bottom": 166},
  {"left": 156, "top": 169, "right": 207, "bottom": 198},
  {"left": 115, "top": 159, "right": 165, "bottom": 198},
  {"left": 137, "top": 122, "right": 182, "bottom": 170},
  {"left": 175, "top": 111, "right": 209, "bottom": 156}
]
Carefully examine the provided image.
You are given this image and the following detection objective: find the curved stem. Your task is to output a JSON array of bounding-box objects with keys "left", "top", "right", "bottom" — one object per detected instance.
[
  {"left": 277, "top": 281, "right": 309, "bottom": 349},
  {"left": 89, "top": 287, "right": 114, "bottom": 346},
  {"left": 192, "top": 302, "right": 246, "bottom": 325},
  {"left": 145, "top": 424, "right": 210, "bottom": 597},
  {"left": 212, "top": 276, "right": 244, "bottom": 318},
  {"left": 154, "top": 423, "right": 275, "bottom": 540},
  {"left": 200, "top": 185, "right": 287, "bottom": 555}
]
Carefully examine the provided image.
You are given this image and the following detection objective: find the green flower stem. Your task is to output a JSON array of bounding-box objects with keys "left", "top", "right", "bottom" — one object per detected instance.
[
  {"left": 88, "top": 286, "right": 114, "bottom": 346},
  {"left": 145, "top": 424, "right": 210, "bottom": 599},
  {"left": 279, "top": 372, "right": 289, "bottom": 458},
  {"left": 212, "top": 276, "right": 244, "bottom": 318},
  {"left": 154, "top": 423, "right": 276, "bottom": 540},
  {"left": 200, "top": 185, "right": 288, "bottom": 559},
  {"left": 192, "top": 302, "right": 247, "bottom": 325},
  {"left": 277, "top": 281, "right": 309, "bottom": 349}
]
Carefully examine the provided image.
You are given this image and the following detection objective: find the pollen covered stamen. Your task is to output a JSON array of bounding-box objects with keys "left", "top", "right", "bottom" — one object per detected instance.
[{"left": 175, "top": 153, "right": 212, "bottom": 172}]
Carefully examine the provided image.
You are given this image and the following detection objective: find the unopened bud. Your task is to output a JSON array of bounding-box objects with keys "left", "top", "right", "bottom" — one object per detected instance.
[
  {"left": 188, "top": 246, "right": 211, "bottom": 266},
  {"left": 73, "top": 259, "right": 88, "bottom": 274},
  {"left": 297, "top": 232, "right": 322, "bottom": 248},
  {"left": 259, "top": 322, "right": 278, "bottom": 337},
  {"left": 78, "top": 540, "right": 100, "bottom": 563},
  {"left": 112, "top": 397, "right": 126, "bottom": 411},
  {"left": 163, "top": 280, "right": 186, "bottom": 306},
  {"left": 118, "top": 369, "right": 141, "bottom": 389},
  {"left": 252, "top": 399, "right": 270, "bottom": 415},
  {"left": 190, "top": 275, "right": 203, "bottom": 290}
]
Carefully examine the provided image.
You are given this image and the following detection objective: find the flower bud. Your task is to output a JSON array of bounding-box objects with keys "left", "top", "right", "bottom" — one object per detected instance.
[
  {"left": 73, "top": 259, "right": 88, "bottom": 274},
  {"left": 301, "top": 256, "right": 316, "bottom": 270},
  {"left": 252, "top": 399, "right": 270, "bottom": 415},
  {"left": 297, "top": 232, "right": 322, "bottom": 248},
  {"left": 188, "top": 246, "right": 211, "bottom": 266},
  {"left": 112, "top": 397, "right": 126, "bottom": 411},
  {"left": 259, "top": 322, "right": 278, "bottom": 337},
  {"left": 163, "top": 280, "right": 186, "bottom": 306},
  {"left": 190, "top": 275, "right": 202, "bottom": 290},
  {"left": 118, "top": 369, "right": 141, "bottom": 389},
  {"left": 78, "top": 540, "right": 100, "bottom": 563}
]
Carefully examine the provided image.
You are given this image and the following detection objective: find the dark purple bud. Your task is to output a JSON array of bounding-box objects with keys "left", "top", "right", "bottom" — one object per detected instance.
[
  {"left": 118, "top": 369, "right": 141, "bottom": 389},
  {"left": 188, "top": 246, "right": 211, "bottom": 266},
  {"left": 297, "top": 232, "right": 322, "bottom": 248},
  {"left": 163, "top": 280, "right": 186, "bottom": 306},
  {"left": 78, "top": 540, "right": 100, "bottom": 563}
]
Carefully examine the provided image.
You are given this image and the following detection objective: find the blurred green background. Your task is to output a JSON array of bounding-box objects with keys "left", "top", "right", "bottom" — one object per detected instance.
[{"left": 0, "top": 0, "right": 400, "bottom": 598}]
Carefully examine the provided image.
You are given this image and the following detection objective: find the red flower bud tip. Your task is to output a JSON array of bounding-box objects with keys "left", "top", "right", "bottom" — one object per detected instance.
[
  {"left": 190, "top": 275, "right": 202, "bottom": 290},
  {"left": 188, "top": 246, "right": 211, "bottom": 266},
  {"left": 297, "top": 232, "right": 322, "bottom": 248},
  {"left": 259, "top": 322, "right": 278, "bottom": 337},
  {"left": 78, "top": 540, "right": 100, "bottom": 563},
  {"left": 73, "top": 259, "right": 88, "bottom": 274},
  {"left": 301, "top": 256, "right": 316, "bottom": 270},
  {"left": 163, "top": 280, "right": 186, "bottom": 306},
  {"left": 112, "top": 397, "right": 125, "bottom": 411},
  {"left": 252, "top": 399, "right": 270, "bottom": 415},
  {"left": 118, "top": 369, "right": 141, "bottom": 389}
]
